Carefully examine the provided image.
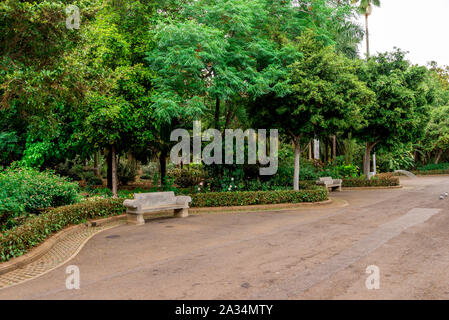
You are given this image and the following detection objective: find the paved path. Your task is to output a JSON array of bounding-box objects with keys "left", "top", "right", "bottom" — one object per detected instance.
[{"left": 1, "top": 176, "right": 449, "bottom": 299}]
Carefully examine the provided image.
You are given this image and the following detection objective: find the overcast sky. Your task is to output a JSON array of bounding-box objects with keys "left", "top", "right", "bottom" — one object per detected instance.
[{"left": 356, "top": 0, "right": 449, "bottom": 66}]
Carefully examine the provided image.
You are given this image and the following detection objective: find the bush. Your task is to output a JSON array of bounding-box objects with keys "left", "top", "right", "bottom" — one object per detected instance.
[
  {"left": 189, "top": 188, "right": 328, "bottom": 207},
  {"left": 0, "top": 167, "right": 81, "bottom": 229},
  {"left": 319, "top": 164, "right": 360, "bottom": 179},
  {"left": 118, "top": 162, "right": 137, "bottom": 185},
  {"left": 298, "top": 166, "right": 319, "bottom": 181},
  {"left": 84, "top": 171, "right": 104, "bottom": 187},
  {"left": 140, "top": 162, "right": 159, "bottom": 180},
  {"left": 0, "top": 199, "right": 125, "bottom": 262},
  {"left": 342, "top": 173, "right": 399, "bottom": 187},
  {"left": 54, "top": 160, "right": 85, "bottom": 181},
  {"left": 168, "top": 166, "right": 208, "bottom": 188},
  {"left": 268, "top": 166, "right": 294, "bottom": 186}
]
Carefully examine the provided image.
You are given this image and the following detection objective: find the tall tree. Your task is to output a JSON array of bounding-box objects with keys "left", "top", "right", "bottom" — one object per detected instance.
[
  {"left": 356, "top": 49, "right": 432, "bottom": 176},
  {"left": 352, "top": 0, "right": 380, "bottom": 57},
  {"left": 252, "top": 32, "right": 373, "bottom": 190},
  {"left": 73, "top": 0, "right": 158, "bottom": 195}
]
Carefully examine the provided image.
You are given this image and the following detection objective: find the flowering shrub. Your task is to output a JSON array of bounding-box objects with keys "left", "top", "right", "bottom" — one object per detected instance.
[{"left": 0, "top": 167, "right": 81, "bottom": 230}]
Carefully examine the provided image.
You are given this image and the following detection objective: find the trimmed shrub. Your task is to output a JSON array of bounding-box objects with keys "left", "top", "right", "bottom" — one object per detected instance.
[
  {"left": 0, "top": 199, "right": 125, "bottom": 262},
  {"left": 189, "top": 188, "right": 328, "bottom": 207},
  {"left": 343, "top": 173, "right": 400, "bottom": 187},
  {"left": 0, "top": 167, "right": 81, "bottom": 229},
  {"left": 168, "top": 166, "right": 208, "bottom": 188}
]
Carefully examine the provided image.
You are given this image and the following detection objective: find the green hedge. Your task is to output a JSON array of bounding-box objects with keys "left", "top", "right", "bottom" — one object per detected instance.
[
  {"left": 0, "top": 199, "right": 125, "bottom": 262},
  {"left": 190, "top": 188, "right": 328, "bottom": 207},
  {"left": 411, "top": 169, "right": 449, "bottom": 175},
  {"left": 343, "top": 174, "right": 400, "bottom": 187}
]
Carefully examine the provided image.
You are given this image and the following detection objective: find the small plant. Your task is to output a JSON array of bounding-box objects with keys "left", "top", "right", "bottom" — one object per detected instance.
[{"left": 162, "top": 176, "right": 178, "bottom": 192}]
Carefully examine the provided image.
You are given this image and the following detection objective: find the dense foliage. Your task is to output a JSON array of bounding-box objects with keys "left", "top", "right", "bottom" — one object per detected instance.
[{"left": 0, "top": 167, "right": 81, "bottom": 230}]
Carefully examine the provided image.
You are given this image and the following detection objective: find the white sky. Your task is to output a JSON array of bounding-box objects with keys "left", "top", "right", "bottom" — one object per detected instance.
[{"left": 356, "top": 0, "right": 449, "bottom": 66}]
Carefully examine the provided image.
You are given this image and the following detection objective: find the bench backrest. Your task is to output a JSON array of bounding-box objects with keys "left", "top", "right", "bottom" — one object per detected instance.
[
  {"left": 319, "top": 177, "right": 333, "bottom": 183},
  {"left": 133, "top": 192, "right": 176, "bottom": 206}
]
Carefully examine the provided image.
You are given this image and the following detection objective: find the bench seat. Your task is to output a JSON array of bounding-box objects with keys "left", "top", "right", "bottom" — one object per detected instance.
[
  {"left": 316, "top": 177, "right": 342, "bottom": 192},
  {"left": 124, "top": 192, "right": 192, "bottom": 225}
]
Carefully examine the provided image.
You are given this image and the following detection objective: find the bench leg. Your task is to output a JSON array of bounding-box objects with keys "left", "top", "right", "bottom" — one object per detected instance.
[
  {"left": 127, "top": 212, "right": 145, "bottom": 225},
  {"left": 338, "top": 185, "right": 342, "bottom": 192},
  {"left": 174, "top": 208, "right": 189, "bottom": 218}
]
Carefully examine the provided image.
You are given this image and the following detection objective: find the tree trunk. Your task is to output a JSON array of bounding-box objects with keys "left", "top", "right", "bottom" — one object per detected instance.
[
  {"left": 363, "top": 142, "right": 374, "bottom": 179},
  {"left": 224, "top": 107, "right": 233, "bottom": 131},
  {"left": 159, "top": 149, "right": 167, "bottom": 185},
  {"left": 332, "top": 135, "right": 337, "bottom": 161},
  {"left": 107, "top": 149, "right": 112, "bottom": 189},
  {"left": 111, "top": 144, "right": 118, "bottom": 199},
  {"left": 365, "top": 14, "right": 370, "bottom": 58},
  {"left": 93, "top": 151, "right": 100, "bottom": 177},
  {"left": 214, "top": 97, "right": 220, "bottom": 130},
  {"left": 308, "top": 140, "right": 312, "bottom": 160},
  {"left": 435, "top": 150, "right": 443, "bottom": 164},
  {"left": 293, "top": 141, "right": 301, "bottom": 191}
]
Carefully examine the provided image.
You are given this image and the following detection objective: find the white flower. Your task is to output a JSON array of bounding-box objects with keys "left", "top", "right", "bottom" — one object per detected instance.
[
  {"left": 231, "top": 178, "right": 234, "bottom": 181},
  {"left": 200, "top": 182, "right": 203, "bottom": 186}
]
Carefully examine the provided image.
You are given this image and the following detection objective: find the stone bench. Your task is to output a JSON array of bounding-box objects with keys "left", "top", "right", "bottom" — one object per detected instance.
[
  {"left": 123, "top": 192, "right": 192, "bottom": 225},
  {"left": 316, "top": 177, "right": 342, "bottom": 192}
]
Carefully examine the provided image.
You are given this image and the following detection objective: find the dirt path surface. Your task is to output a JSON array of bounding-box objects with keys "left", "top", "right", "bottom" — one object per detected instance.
[{"left": 1, "top": 176, "right": 449, "bottom": 300}]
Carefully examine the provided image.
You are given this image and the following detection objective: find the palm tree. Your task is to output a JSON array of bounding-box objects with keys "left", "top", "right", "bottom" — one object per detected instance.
[{"left": 352, "top": 0, "right": 380, "bottom": 58}]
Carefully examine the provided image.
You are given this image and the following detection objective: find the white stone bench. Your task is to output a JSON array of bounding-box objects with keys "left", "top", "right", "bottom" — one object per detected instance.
[
  {"left": 123, "top": 192, "right": 192, "bottom": 225},
  {"left": 316, "top": 177, "right": 342, "bottom": 192}
]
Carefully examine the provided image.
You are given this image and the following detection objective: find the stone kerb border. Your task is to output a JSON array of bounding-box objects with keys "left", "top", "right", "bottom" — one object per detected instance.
[{"left": 0, "top": 215, "right": 126, "bottom": 277}]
